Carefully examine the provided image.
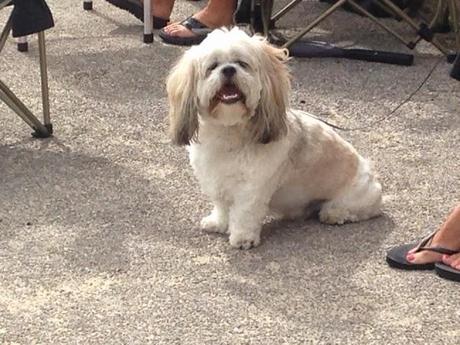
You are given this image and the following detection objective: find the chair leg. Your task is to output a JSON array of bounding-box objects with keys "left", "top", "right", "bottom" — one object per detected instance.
[
  {"left": 82, "top": 0, "right": 153, "bottom": 43},
  {"left": 0, "top": 27, "right": 52, "bottom": 137},
  {"left": 261, "top": 0, "right": 274, "bottom": 37},
  {"left": 0, "top": 9, "right": 52, "bottom": 137},
  {"left": 282, "top": 0, "right": 347, "bottom": 48},
  {"left": 84, "top": 0, "right": 93, "bottom": 10},
  {"left": 17, "top": 36, "right": 28, "bottom": 52},
  {"left": 271, "top": 0, "right": 302, "bottom": 23},
  {"left": 0, "top": 80, "right": 51, "bottom": 138},
  {"left": 451, "top": 54, "right": 460, "bottom": 80},
  {"left": 38, "top": 31, "right": 52, "bottom": 133},
  {"left": 373, "top": 0, "right": 449, "bottom": 55},
  {"left": 447, "top": 0, "right": 459, "bottom": 52},
  {"left": 346, "top": 0, "right": 413, "bottom": 47},
  {"left": 0, "top": 12, "right": 11, "bottom": 52},
  {"left": 143, "top": 0, "right": 153, "bottom": 43}
]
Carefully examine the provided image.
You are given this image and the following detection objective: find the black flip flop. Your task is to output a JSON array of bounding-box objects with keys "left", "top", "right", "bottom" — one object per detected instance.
[
  {"left": 435, "top": 262, "right": 460, "bottom": 282},
  {"left": 386, "top": 231, "right": 459, "bottom": 270},
  {"left": 159, "top": 17, "right": 212, "bottom": 46},
  {"left": 103, "top": 0, "right": 169, "bottom": 29}
]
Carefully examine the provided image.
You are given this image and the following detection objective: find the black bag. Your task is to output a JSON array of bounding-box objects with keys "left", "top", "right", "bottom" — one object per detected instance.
[{"left": 319, "top": 0, "right": 423, "bottom": 18}]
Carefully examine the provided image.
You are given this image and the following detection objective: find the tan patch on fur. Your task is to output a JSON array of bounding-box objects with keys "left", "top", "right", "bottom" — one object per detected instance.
[
  {"left": 167, "top": 52, "right": 199, "bottom": 145},
  {"left": 290, "top": 124, "right": 360, "bottom": 200},
  {"left": 249, "top": 42, "right": 291, "bottom": 143}
]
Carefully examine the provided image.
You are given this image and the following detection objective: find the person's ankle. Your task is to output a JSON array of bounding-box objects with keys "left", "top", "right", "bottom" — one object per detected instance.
[
  {"left": 152, "top": 10, "right": 171, "bottom": 19},
  {"left": 150, "top": 1, "right": 172, "bottom": 19},
  {"left": 194, "top": 8, "right": 233, "bottom": 28},
  {"left": 432, "top": 231, "right": 460, "bottom": 251}
]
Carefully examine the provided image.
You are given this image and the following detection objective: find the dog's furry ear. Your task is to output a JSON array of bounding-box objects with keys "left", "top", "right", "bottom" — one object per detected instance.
[
  {"left": 166, "top": 51, "right": 199, "bottom": 146},
  {"left": 251, "top": 41, "right": 290, "bottom": 144}
]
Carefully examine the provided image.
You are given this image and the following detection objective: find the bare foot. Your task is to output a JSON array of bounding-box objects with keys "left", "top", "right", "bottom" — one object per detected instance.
[
  {"left": 163, "top": 4, "right": 234, "bottom": 38},
  {"left": 407, "top": 205, "right": 460, "bottom": 265},
  {"left": 442, "top": 253, "right": 460, "bottom": 270}
]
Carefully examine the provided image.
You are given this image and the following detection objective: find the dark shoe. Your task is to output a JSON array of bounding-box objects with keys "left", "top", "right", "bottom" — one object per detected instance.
[
  {"left": 159, "top": 17, "right": 212, "bottom": 46},
  {"left": 435, "top": 262, "right": 460, "bottom": 282},
  {"left": 103, "top": 0, "right": 169, "bottom": 29},
  {"left": 386, "top": 231, "right": 459, "bottom": 270},
  {"left": 450, "top": 54, "right": 460, "bottom": 81}
]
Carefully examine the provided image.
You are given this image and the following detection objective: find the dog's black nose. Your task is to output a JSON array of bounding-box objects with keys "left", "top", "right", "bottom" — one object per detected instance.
[{"left": 222, "top": 66, "right": 236, "bottom": 78}]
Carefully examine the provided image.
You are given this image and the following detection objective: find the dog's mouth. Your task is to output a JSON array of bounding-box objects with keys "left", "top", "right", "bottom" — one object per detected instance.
[{"left": 215, "top": 83, "right": 245, "bottom": 104}]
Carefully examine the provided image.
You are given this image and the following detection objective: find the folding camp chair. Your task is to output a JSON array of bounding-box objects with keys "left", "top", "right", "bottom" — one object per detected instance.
[
  {"left": 0, "top": 0, "right": 54, "bottom": 138},
  {"left": 245, "top": 0, "right": 459, "bottom": 62},
  {"left": 83, "top": 0, "right": 154, "bottom": 43}
]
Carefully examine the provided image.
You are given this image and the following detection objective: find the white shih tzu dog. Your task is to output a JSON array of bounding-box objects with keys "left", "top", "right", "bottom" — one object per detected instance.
[{"left": 167, "top": 28, "right": 382, "bottom": 249}]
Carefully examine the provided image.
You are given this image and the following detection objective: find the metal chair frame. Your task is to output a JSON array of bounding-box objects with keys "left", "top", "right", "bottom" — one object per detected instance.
[
  {"left": 255, "top": 0, "right": 459, "bottom": 55},
  {"left": 83, "top": 0, "right": 154, "bottom": 43},
  {"left": 0, "top": 0, "right": 52, "bottom": 138}
]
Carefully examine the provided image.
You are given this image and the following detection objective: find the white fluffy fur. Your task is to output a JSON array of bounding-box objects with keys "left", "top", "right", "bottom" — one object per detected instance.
[{"left": 167, "top": 28, "right": 382, "bottom": 249}]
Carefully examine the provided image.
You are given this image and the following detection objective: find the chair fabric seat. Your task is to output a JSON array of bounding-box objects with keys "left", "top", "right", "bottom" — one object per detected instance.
[{"left": 11, "top": 0, "right": 54, "bottom": 37}]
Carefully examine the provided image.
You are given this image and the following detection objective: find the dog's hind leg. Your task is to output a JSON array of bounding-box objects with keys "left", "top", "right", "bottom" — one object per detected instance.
[
  {"left": 270, "top": 185, "right": 316, "bottom": 220},
  {"left": 319, "top": 160, "right": 383, "bottom": 225}
]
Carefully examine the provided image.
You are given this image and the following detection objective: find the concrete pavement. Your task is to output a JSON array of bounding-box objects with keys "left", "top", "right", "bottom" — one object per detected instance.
[{"left": 1, "top": 1, "right": 459, "bottom": 344}]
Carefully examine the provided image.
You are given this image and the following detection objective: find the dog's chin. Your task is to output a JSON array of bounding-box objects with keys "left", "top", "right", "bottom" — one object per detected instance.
[
  {"left": 206, "top": 82, "right": 249, "bottom": 126},
  {"left": 207, "top": 83, "right": 250, "bottom": 126}
]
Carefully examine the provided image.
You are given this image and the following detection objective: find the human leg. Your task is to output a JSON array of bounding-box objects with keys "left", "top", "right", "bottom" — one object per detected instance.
[{"left": 159, "top": 0, "right": 236, "bottom": 45}]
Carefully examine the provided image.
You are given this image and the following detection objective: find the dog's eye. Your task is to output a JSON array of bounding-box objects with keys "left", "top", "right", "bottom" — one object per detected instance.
[
  {"left": 207, "top": 62, "right": 218, "bottom": 72},
  {"left": 236, "top": 60, "right": 249, "bottom": 69}
]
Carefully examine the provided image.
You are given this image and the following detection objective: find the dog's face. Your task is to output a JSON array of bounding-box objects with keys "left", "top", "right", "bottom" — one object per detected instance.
[{"left": 167, "top": 28, "right": 291, "bottom": 145}]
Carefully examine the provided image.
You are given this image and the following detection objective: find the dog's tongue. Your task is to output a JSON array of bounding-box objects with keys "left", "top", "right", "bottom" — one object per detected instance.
[{"left": 218, "top": 84, "right": 242, "bottom": 103}]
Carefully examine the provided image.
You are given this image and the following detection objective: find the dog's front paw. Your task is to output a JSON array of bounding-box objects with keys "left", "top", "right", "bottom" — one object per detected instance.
[
  {"left": 200, "top": 214, "right": 228, "bottom": 234},
  {"left": 229, "top": 232, "right": 261, "bottom": 250}
]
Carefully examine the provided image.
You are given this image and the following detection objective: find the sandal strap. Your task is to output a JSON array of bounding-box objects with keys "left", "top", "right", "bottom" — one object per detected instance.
[
  {"left": 418, "top": 246, "right": 460, "bottom": 255},
  {"left": 181, "top": 17, "right": 213, "bottom": 35},
  {"left": 413, "top": 230, "right": 438, "bottom": 252},
  {"left": 412, "top": 230, "right": 459, "bottom": 255}
]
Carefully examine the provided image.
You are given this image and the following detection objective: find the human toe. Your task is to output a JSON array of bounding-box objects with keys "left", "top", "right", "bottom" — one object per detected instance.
[
  {"left": 407, "top": 250, "right": 442, "bottom": 265},
  {"left": 442, "top": 253, "right": 460, "bottom": 270}
]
